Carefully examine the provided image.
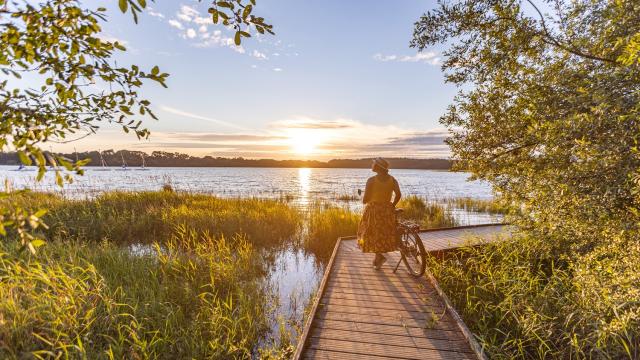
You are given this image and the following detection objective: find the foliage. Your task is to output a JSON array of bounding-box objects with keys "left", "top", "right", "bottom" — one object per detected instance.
[
  {"left": 413, "top": 0, "right": 640, "bottom": 357},
  {"left": 0, "top": 0, "right": 272, "bottom": 250},
  {"left": 5, "top": 191, "right": 302, "bottom": 247},
  {"left": 0, "top": 229, "right": 270, "bottom": 359}
]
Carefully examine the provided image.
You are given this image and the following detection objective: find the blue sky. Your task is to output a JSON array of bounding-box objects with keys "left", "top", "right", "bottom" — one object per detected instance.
[{"left": 55, "top": 0, "right": 457, "bottom": 159}]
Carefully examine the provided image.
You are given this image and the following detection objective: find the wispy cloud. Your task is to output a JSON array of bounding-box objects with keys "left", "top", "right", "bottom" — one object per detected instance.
[
  {"left": 373, "top": 51, "right": 441, "bottom": 65},
  {"left": 159, "top": 106, "right": 250, "bottom": 131},
  {"left": 251, "top": 50, "right": 268, "bottom": 60},
  {"left": 273, "top": 67, "right": 283, "bottom": 72},
  {"left": 147, "top": 7, "right": 165, "bottom": 19},
  {"left": 168, "top": 19, "right": 183, "bottom": 30},
  {"left": 272, "top": 118, "right": 356, "bottom": 129}
]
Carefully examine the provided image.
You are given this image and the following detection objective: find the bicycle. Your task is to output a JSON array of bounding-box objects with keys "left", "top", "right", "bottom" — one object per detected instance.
[{"left": 393, "top": 208, "right": 427, "bottom": 277}]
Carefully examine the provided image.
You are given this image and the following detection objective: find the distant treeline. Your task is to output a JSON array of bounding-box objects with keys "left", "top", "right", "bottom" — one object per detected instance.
[{"left": 0, "top": 150, "right": 452, "bottom": 170}]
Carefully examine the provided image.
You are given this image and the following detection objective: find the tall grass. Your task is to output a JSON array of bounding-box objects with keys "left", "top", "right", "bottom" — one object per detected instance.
[
  {"left": 397, "top": 195, "right": 457, "bottom": 228},
  {"left": 426, "top": 232, "right": 640, "bottom": 359},
  {"left": 305, "top": 204, "right": 361, "bottom": 259},
  {"left": 0, "top": 228, "right": 271, "bottom": 359},
  {"left": 6, "top": 191, "right": 302, "bottom": 247},
  {"left": 445, "top": 196, "right": 509, "bottom": 215}
]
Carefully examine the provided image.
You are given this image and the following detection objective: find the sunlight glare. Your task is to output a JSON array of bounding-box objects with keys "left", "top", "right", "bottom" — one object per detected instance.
[{"left": 289, "top": 130, "right": 322, "bottom": 155}]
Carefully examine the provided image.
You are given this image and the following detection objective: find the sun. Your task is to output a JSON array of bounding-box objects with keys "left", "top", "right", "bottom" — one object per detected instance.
[{"left": 288, "top": 130, "right": 322, "bottom": 155}]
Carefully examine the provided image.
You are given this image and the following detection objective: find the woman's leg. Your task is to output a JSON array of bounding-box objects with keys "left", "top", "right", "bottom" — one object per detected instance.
[{"left": 374, "top": 253, "right": 387, "bottom": 269}]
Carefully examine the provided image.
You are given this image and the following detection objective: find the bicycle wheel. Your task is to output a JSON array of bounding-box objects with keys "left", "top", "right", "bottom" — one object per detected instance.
[{"left": 400, "top": 230, "right": 427, "bottom": 277}]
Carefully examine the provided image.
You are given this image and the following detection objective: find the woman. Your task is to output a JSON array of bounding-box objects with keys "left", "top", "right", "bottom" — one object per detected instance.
[{"left": 358, "top": 157, "right": 401, "bottom": 269}]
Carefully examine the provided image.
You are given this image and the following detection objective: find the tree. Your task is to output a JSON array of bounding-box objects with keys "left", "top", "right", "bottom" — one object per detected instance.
[
  {"left": 412, "top": 0, "right": 640, "bottom": 356},
  {"left": 412, "top": 0, "right": 639, "bottom": 251},
  {"left": 0, "top": 0, "right": 272, "bottom": 252}
]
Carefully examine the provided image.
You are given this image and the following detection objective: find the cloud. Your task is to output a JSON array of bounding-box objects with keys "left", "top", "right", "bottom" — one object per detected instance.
[
  {"left": 373, "top": 51, "right": 441, "bottom": 65},
  {"left": 177, "top": 5, "right": 199, "bottom": 22},
  {"left": 166, "top": 5, "right": 247, "bottom": 54},
  {"left": 273, "top": 68, "right": 283, "bottom": 72},
  {"left": 147, "top": 9, "right": 165, "bottom": 19},
  {"left": 167, "top": 133, "right": 286, "bottom": 142},
  {"left": 168, "top": 19, "right": 183, "bottom": 30},
  {"left": 251, "top": 50, "right": 268, "bottom": 60},
  {"left": 273, "top": 118, "right": 357, "bottom": 130},
  {"left": 159, "top": 106, "right": 250, "bottom": 131},
  {"left": 97, "top": 35, "right": 129, "bottom": 47},
  {"left": 385, "top": 129, "right": 449, "bottom": 146}
]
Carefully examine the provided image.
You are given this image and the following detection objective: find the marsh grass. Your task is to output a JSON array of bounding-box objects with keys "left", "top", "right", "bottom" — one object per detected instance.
[
  {"left": 0, "top": 227, "right": 271, "bottom": 359},
  {"left": 397, "top": 195, "right": 457, "bottom": 228},
  {"left": 445, "top": 196, "right": 509, "bottom": 215},
  {"left": 427, "top": 233, "right": 640, "bottom": 359},
  {"left": 6, "top": 191, "right": 302, "bottom": 247},
  {"left": 305, "top": 204, "right": 361, "bottom": 259},
  {"left": 335, "top": 193, "right": 358, "bottom": 202}
]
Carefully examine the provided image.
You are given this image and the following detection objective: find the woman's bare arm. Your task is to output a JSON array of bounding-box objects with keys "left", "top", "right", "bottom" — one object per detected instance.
[
  {"left": 363, "top": 178, "right": 373, "bottom": 204},
  {"left": 392, "top": 178, "right": 402, "bottom": 207}
]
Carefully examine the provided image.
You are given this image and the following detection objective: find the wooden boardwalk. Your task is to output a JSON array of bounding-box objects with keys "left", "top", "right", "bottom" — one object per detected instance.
[{"left": 294, "top": 224, "right": 507, "bottom": 360}]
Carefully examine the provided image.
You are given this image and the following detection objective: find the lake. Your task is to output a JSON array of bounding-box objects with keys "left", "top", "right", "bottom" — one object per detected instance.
[{"left": 1, "top": 166, "right": 493, "bottom": 203}]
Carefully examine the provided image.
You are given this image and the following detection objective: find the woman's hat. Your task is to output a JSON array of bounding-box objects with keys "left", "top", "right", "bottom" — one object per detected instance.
[{"left": 372, "top": 157, "right": 389, "bottom": 171}]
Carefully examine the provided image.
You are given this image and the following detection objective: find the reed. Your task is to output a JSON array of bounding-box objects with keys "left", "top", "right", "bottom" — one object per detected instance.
[
  {"left": 397, "top": 195, "right": 457, "bottom": 228},
  {"left": 305, "top": 204, "right": 361, "bottom": 259},
  {"left": 445, "top": 196, "right": 509, "bottom": 214},
  {"left": 426, "top": 232, "right": 640, "bottom": 359},
  {"left": 0, "top": 228, "right": 272, "bottom": 359},
  {"left": 6, "top": 191, "right": 302, "bottom": 247}
]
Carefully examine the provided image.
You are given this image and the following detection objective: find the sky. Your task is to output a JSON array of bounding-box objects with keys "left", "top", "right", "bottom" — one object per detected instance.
[{"left": 50, "top": 0, "right": 459, "bottom": 160}]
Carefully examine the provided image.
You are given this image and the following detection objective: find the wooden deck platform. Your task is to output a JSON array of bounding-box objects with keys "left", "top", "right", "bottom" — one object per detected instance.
[{"left": 294, "top": 224, "right": 507, "bottom": 360}]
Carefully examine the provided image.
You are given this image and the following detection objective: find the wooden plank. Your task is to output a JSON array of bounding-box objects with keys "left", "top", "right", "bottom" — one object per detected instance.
[
  {"left": 323, "top": 287, "right": 442, "bottom": 306},
  {"left": 307, "top": 338, "right": 476, "bottom": 360},
  {"left": 312, "top": 319, "right": 466, "bottom": 341},
  {"left": 302, "top": 349, "right": 403, "bottom": 360},
  {"left": 320, "top": 293, "right": 444, "bottom": 311},
  {"left": 324, "top": 284, "right": 437, "bottom": 301},
  {"left": 315, "top": 309, "right": 460, "bottom": 331},
  {"left": 310, "top": 328, "right": 474, "bottom": 353},
  {"left": 317, "top": 303, "right": 451, "bottom": 323}
]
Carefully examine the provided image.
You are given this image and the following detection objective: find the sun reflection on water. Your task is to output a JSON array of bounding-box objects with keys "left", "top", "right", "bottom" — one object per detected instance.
[{"left": 298, "top": 167, "right": 311, "bottom": 206}]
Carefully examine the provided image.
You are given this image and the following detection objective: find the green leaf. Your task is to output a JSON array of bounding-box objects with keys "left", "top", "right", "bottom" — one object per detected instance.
[
  {"left": 55, "top": 171, "right": 63, "bottom": 187},
  {"left": 234, "top": 32, "right": 241, "bottom": 46},
  {"left": 17, "top": 151, "right": 32, "bottom": 166},
  {"left": 138, "top": 0, "right": 147, "bottom": 8},
  {"left": 30, "top": 239, "right": 45, "bottom": 248},
  {"left": 119, "top": 0, "right": 128, "bottom": 13},
  {"left": 151, "top": 65, "right": 159, "bottom": 75}
]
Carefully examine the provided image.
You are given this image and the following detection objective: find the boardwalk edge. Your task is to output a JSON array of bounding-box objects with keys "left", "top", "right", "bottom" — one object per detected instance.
[
  {"left": 292, "top": 236, "right": 345, "bottom": 360},
  {"left": 425, "top": 269, "right": 488, "bottom": 360}
]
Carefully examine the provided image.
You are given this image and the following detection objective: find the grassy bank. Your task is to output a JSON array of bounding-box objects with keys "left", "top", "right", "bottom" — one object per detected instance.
[{"left": 427, "top": 232, "right": 640, "bottom": 359}]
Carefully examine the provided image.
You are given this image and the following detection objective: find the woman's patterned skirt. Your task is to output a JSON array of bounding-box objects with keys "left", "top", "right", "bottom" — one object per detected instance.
[{"left": 357, "top": 202, "right": 397, "bottom": 253}]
